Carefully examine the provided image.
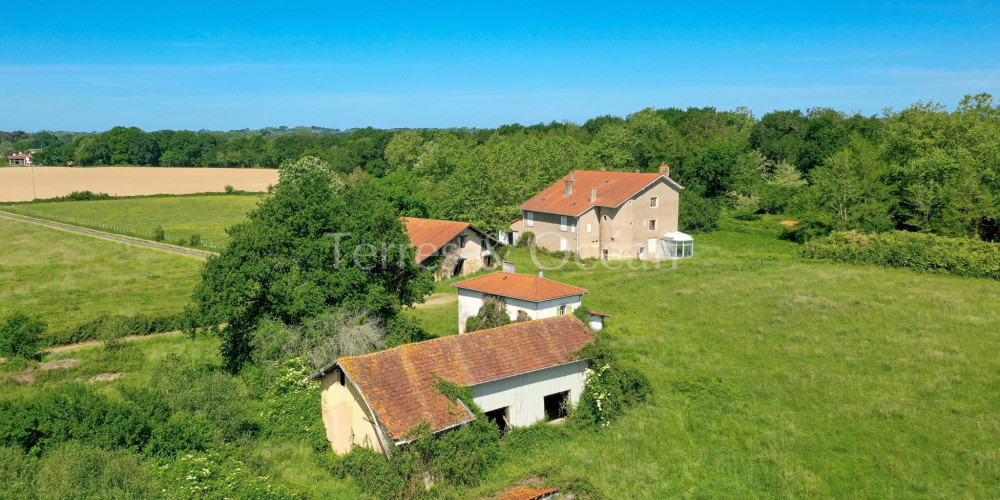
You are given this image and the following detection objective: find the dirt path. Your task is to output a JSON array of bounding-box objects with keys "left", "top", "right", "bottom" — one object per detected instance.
[
  {"left": 0, "top": 210, "right": 217, "bottom": 259},
  {"left": 44, "top": 330, "right": 185, "bottom": 354},
  {"left": 414, "top": 293, "right": 458, "bottom": 308}
]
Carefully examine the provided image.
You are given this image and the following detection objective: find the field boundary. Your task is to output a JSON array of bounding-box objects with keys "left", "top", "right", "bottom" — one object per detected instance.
[{"left": 0, "top": 210, "right": 218, "bottom": 260}]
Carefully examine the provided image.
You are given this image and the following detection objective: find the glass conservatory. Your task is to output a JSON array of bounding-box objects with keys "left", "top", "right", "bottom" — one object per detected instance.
[{"left": 659, "top": 231, "right": 694, "bottom": 259}]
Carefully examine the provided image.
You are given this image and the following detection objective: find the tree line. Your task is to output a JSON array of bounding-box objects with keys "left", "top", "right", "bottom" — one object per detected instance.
[{"left": 4, "top": 92, "right": 999, "bottom": 241}]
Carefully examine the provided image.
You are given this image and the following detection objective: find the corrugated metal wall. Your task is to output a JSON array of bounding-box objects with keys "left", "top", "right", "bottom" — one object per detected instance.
[{"left": 471, "top": 360, "right": 589, "bottom": 427}]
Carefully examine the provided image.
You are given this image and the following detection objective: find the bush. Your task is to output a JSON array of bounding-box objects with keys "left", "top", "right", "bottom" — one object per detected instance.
[
  {"left": 189, "top": 233, "right": 201, "bottom": 247},
  {"left": 464, "top": 296, "right": 512, "bottom": 333},
  {"left": 151, "top": 226, "right": 165, "bottom": 242},
  {"left": 0, "top": 313, "right": 46, "bottom": 358},
  {"left": 574, "top": 336, "right": 652, "bottom": 428},
  {"left": 224, "top": 184, "right": 236, "bottom": 194},
  {"left": 144, "top": 412, "right": 213, "bottom": 458},
  {"left": 679, "top": 191, "right": 720, "bottom": 233},
  {"left": 801, "top": 230, "right": 1000, "bottom": 280},
  {"left": 46, "top": 312, "right": 186, "bottom": 347},
  {"left": 34, "top": 443, "right": 155, "bottom": 499},
  {"left": 0, "top": 446, "right": 35, "bottom": 499},
  {"left": 385, "top": 315, "right": 430, "bottom": 347},
  {"left": 515, "top": 231, "right": 536, "bottom": 249}
]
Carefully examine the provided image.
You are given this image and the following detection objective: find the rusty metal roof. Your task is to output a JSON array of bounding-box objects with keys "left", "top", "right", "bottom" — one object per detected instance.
[
  {"left": 518, "top": 169, "right": 682, "bottom": 217},
  {"left": 451, "top": 271, "right": 588, "bottom": 302},
  {"left": 403, "top": 217, "right": 496, "bottom": 263},
  {"left": 336, "top": 316, "right": 594, "bottom": 441}
]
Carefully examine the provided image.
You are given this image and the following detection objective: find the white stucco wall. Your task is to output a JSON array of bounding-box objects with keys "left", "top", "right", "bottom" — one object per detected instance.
[
  {"left": 458, "top": 291, "right": 583, "bottom": 333},
  {"left": 470, "top": 359, "right": 589, "bottom": 427}
]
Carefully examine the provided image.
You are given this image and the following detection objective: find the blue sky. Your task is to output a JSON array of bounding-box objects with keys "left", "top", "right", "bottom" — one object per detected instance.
[{"left": 2, "top": 1, "right": 999, "bottom": 131}]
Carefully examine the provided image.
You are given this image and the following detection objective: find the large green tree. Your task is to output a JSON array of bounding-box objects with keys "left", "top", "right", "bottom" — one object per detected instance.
[{"left": 191, "top": 165, "right": 433, "bottom": 372}]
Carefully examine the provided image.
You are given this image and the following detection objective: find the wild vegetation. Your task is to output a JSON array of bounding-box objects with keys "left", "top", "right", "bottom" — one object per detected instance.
[{"left": 3, "top": 93, "right": 1000, "bottom": 497}]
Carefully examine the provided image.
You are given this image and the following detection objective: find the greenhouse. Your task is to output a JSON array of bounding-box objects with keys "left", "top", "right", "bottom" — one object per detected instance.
[{"left": 659, "top": 231, "right": 694, "bottom": 259}]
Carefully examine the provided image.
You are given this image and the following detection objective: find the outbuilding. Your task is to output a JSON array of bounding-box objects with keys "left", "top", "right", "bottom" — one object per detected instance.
[
  {"left": 451, "top": 269, "right": 588, "bottom": 334},
  {"left": 306, "top": 316, "right": 594, "bottom": 455}
]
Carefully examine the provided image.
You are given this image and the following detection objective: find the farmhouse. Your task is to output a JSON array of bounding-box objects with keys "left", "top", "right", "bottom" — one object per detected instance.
[
  {"left": 306, "top": 316, "right": 594, "bottom": 455},
  {"left": 7, "top": 152, "right": 33, "bottom": 166},
  {"left": 452, "top": 268, "right": 588, "bottom": 334},
  {"left": 403, "top": 217, "right": 500, "bottom": 278},
  {"left": 511, "top": 165, "right": 693, "bottom": 260}
]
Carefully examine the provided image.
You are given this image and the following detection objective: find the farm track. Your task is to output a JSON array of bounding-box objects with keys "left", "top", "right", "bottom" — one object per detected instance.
[{"left": 0, "top": 210, "right": 218, "bottom": 260}]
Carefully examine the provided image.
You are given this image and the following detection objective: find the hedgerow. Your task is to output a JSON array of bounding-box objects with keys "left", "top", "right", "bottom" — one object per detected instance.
[
  {"left": 801, "top": 230, "right": 1000, "bottom": 280},
  {"left": 574, "top": 334, "right": 652, "bottom": 428},
  {"left": 45, "top": 312, "right": 190, "bottom": 347}
]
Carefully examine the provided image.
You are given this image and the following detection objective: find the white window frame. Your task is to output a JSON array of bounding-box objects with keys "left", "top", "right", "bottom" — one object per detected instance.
[
  {"left": 650, "top": 196, "right": 658, "bottom": 208},
  {"left": 526, "top": 211, "right": 534, "bottom": 227},
  {"left": 560, "top": 215, "right": 567, "bottom": 231},
  {"left": 559, "top": 237, "right": 567, "bottom": 251},
  {"left": 586, "top": 223, "right": 592, "bottom": 233},
  {"left": 649, "top": 219, "right": 657, "bottom": 231}
]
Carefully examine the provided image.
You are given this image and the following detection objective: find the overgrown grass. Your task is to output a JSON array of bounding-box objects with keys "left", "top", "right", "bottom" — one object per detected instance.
[
  {"left": 0, "top": 218, "right": 202, "bottom": 333},
  {"left": 0, "top": 193, "right": 265, "bottom": 249},
  {"left": 403, "top": 233, "right": 1000, "bottom": 498}
]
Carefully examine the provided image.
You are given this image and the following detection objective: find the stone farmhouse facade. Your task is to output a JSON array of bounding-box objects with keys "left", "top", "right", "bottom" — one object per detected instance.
[
  {"left": 511, "top": 166, "right": 685, "bottom": 260},
  {"left": 403, "top": 217, "right": 500, "bottom": 278}
]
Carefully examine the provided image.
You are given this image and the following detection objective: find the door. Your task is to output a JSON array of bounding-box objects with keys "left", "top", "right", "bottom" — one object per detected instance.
[
  {"left": 559, "top": 237, "right": 567, "bottom": 251},
  {"left": 647, "top": 238, "right": 658, "bottom": 260}
]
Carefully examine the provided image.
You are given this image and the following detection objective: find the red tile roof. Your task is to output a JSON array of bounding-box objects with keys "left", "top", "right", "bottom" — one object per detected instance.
[
  {"left": 496, "top": 487, "right": 559, "bottom": 500},
  {"left": 403, "top": 217, "right": 496, "bottom": 263},
  {"left": 334, "top": 316, "right": 594, "bottom": 441},
  {"left": 518, "top": 169, "right": 682, "bottom": 217},
  {"left": 452, "top": 271, "right": 587, "bottom": 302}
]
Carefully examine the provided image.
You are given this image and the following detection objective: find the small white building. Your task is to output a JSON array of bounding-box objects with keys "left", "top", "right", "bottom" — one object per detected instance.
[
  {"left": 451, "top": 269, "right": 588, "bottom": 334},
  {"left": 306, "top": 316, "right": 594, "bottom": 455}
]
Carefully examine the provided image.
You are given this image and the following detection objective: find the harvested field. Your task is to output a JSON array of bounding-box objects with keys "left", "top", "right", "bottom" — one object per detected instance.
[{"left": 0, "top": 167, "right": 278, "bottom": 202}]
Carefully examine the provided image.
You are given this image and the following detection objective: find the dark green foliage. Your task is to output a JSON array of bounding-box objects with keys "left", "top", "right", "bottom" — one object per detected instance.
[
  {"left": 151, "top": 225, "right": 165, "bottom": 241},
  {"left": 144, "top": 412, "right": 214, "bottom": 458},
  {"left": 464, "top": 296, "right": 512, "bottom": 333},
  {"left": 0, "top": 313, "right": 46, "bottom": 358},
  {"left": 574, "top": 335, "right": 652, "bottom": 428},
  {"left": 192, "top": 167, "right": 433, "bottom": 372},
  {"left": 0, "top": 384, "right": 170, "bottom": 455},
  {"left": 515, "top": 231, "right": 536, "bottom": 249},
  {"left": 801, "top": 230, "right": 1000, "bottom": 280},
  {"left": 29, "top": 191, "right": 113, "bottom": 202},
  {"left": 189, "top": 233, "right": 201, "bottom": 246},
  {"left": 678, "top": 190, "right": 720, "bottom": 233},
  {"left": 385, "top": 315, "right": 431, "bottom": 347}
]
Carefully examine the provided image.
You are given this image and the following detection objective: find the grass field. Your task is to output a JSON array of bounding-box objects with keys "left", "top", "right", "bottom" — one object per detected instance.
[
  {"left": 4, "top": 200, "right": 999, "bottom": 497},
  {"left": 0, "top": 217, "right": 203, "bottom": 333},
  {"left": 1, "top": 194, "right": 264, "bottom": 248},
  {"left": 0, "top": 167, "right": 278, "bottom": 202}
]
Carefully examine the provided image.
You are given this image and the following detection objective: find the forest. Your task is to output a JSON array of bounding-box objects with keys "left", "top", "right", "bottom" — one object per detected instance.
[{"left": 4, "top": 92, "right": 999, "bottom": 242}]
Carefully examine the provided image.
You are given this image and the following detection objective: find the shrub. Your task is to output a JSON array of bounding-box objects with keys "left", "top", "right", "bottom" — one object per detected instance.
[
  {"left": 224, "top": 184, "right": 236, "bottom": 194},
  {"left": 144, "top": 412, "right": 214, "bottom": 458},
  {"left": 801, "top": 230, "right": 1000, "bottom": 280},
  {"left": 385, "top": 315, "right": 430, "bottom": 347},
  {"left": 515, "top": 231, "right": 536, "bottom": 249},
  {"left": 0, "top": 313, "right": 46, "bottom": 358},
  {"left": 464, "top": 296, "right": 511, "bottom": 333},
  {"left": 46, "top": 312, "right": 186, "bottom": 347},
  {"left": 151, "top": 226, "right": 165, "bottom": 242},
  {"left": 0, "top": 446, "right": 35, "bottom": 498},
  {"left": 189, "top": 233, "right": 201, "bottom": 247},
  {"left": 34, "top": 443, "right": 155, "bottom": 499},
  {"left": 155, "top": 451, "right": 293, "bottom": 499},
  {"left": 679, "top": 191, "right": 720, "bottom": 233},
  {"left": 574, "top": 336, "right": 652, "bottom": 428}
]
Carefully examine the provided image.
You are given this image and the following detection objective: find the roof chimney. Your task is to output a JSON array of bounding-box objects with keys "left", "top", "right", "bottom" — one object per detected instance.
[
  {"left": 589, "top": 187, "right": 597, "bottom": 203},
  {"left": 537, "top": 269, "right": 543, "bottom": 278},
  {"left": 502, "top": 261, "right": 515, "bottom": 273},
  {"left": 659, "top": 163, "right": 671, "bottom": 177},
  {"left": 600, "top": 166, "right": 606, "bottom": 171},
  {"left": 634, "top": 169, "right": 640, "bottom": 173},
  {"left": 564, "top": 173, "right": 574, "bottom": 196}
]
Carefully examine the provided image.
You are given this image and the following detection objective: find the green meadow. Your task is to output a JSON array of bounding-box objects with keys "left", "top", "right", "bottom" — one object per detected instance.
[
  {"left": 0, "top": 194, "right": 265, "bottom": 249},
  {"left": 0, "top": 217, "right": 202, "bottom": 333},
  {"left": 3, "top": 209, "right": 999, "bottom": 497}
]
